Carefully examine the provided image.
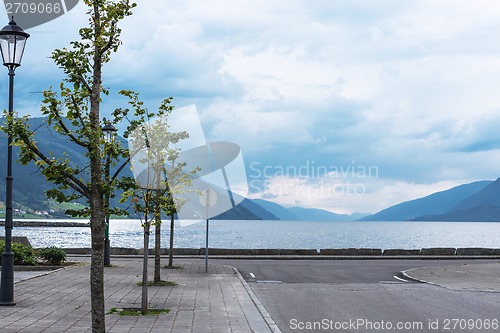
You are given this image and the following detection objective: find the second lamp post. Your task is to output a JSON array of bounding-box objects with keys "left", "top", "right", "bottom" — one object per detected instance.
[{"left": 102, "top": 123, "right": 117, "bottom": 267}]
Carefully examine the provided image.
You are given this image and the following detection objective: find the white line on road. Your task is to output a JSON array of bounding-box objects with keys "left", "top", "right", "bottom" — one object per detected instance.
[{"left": 393, "top": 275, "right": 409, "bottom": 282}]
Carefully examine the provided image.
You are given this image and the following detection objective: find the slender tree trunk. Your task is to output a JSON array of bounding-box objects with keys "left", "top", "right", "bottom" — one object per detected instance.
[
  {"left": 154, "top": 216, "right": 161, "bottom": 283},
  {"left": 90, "top": 2, "right": 105, "bottom": 332},
  {"left": 168, "top": 213, "right": 174, "bottom": 267},
  {"left": 90, "top": 212, "right": 105, "bottom": 332},
  {"left": 89, "top": 139, "right": 105, "bottom": 332},
  {"left": 141, "top": 214, "right": 150, "bottom": 314}
]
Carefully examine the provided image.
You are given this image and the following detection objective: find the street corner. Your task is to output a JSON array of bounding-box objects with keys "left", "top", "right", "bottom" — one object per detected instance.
[{"left": 402, "top": 263, "right": 500, "bottom": 293}]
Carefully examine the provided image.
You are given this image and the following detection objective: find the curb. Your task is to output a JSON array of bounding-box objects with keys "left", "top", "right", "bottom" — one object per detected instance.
[
  {"left": 229, "top": 265, "right": 282, "bottom": 333},
  {"left": 14, "top": 267, "right": 66, "bottom": 284},
  {"left": 401, "top": 268, "right": 439, "bottom": 287},
  {"left": 12, "top": 265, "right": 66, "bottom": 271},
  {"left": 67, "top": 254, "right": 500, "bottom": 261}
]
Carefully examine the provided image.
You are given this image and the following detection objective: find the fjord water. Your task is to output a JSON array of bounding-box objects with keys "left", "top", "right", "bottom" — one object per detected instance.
[{"left": 2, "top": 220, "right": 500, "bottom": 249}]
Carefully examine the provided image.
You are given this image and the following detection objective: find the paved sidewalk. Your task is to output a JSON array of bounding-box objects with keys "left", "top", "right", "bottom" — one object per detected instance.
[
  {"left": 0, "top": 259, "right": 277, "bottom": 332},
  {"left": 403, "top": 262, "right": 500, "bottom": 292}
]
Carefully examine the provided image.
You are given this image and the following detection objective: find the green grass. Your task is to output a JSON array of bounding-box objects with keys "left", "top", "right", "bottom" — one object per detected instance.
[
  {"left": 50, "top": 201, "right": 85, "bottom": 211},
  {"left": 1, "top": 213, "right": 41, "bottom": 219},
  {"left": 108, "top": 307, "right": 170, "bottom": 316},
  {"left": 136, "top": 280, "right": 177, "bottom": 287}
]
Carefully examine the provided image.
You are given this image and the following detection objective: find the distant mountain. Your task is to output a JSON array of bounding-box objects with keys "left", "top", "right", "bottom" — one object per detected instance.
[
  {"left": 251, "top": 199, "right": 364, "bottom": 221},
  {"left": 287, "top": 207, "right": 352, "bottom": 221},
  {"left": 360, "top": 180, "right": 492, "bottom": 221},
  {"left": 413, "top": 205, "right": 500, "bottom": 222},
  {"left": 0, "top": 118, "right": 88, "bottom": 214},
  {"left": 213, "top": 199, "right": 278, "bottom": 220},
  {"left": 251, "top": 199, "right": 298, "bottom": 220},
  {"left": 190, "top": 196, "right": 356, "bottom": 221},
  {"left": 239, "top": 199, "right": 279, "bottom": 220},
  {"left": 349, "top": 212, "right": 371, "bottom": 220},
  {"left": 413, "top": 178, "right": 500, "bottom": 221},
  {"left": 452, "top": 178, "right": 500, "bottom": 211}
]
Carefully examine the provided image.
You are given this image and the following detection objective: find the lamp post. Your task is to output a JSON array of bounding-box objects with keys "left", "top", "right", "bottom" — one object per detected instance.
[
  {"left": 102, "top": 123, "right": 117, "bottom": 267},
  {"left": 0, "top": 17, "right": 29, "bottom": 306}
]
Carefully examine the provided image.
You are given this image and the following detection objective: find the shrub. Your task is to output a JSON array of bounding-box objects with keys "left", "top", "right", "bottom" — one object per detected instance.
[
  {"left": 13, "top": 243, "right": 37, "bottom": 265},
  {"left": 0, "top": 240, "right": 37, "bottom": 265},
  {"left": 39, "top": 246, "right": 67, "bottom": 265}
]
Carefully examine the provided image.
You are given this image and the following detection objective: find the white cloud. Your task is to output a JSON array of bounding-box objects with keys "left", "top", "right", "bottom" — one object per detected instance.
[{"left": 248, "top": 175, "right": 473, "bottom": 215}]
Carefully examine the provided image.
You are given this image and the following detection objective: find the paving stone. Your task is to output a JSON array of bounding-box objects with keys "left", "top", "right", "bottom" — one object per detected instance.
[{"left": 0, "top": 258, "right": 275, "bottom": 332}]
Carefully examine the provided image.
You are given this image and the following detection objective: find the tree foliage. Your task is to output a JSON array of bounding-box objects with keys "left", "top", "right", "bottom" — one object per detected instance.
[
  {"left": 4, "top": 0, "right": 137, "bottom": 217},
  {"left": 0, "top": 1, "right": 137, "bottom": 332}
]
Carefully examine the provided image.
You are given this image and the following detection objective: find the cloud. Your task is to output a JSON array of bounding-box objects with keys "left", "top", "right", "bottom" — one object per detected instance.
[
  {"left": 3, "top": 1, "right": 500, "bottom": 213},
  {"left": 247, "top": 172, "right": 468, "bottom": 215}
]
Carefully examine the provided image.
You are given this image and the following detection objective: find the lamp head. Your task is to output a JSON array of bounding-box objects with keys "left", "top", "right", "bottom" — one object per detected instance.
[
  {"left": 102, "top": 123, "right": 118, "bottom": 143},
  {"left": 0, "top": 17, "right": 30, "bottom": 70}
]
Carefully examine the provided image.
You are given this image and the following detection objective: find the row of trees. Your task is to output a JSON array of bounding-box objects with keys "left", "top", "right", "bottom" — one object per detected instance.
[
  {"left": 1, "top": 1, "right": 194, "bottom": 332},
  {"left": 123, "top": 93, "right": 197, "bottom": 313}
]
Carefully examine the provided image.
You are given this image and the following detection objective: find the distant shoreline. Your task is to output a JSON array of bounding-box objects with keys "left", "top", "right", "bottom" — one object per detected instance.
[{"left": 0, "top": 220, "right": 90, "bottom": 227}]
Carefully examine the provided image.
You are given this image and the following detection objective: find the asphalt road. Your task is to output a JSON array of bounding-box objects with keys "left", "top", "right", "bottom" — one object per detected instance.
[
  {"left": 212, "top": 259, "right": 500, "bottom": 333},
  {"left": 212, "top": 258, "right": 499, "bottom": 283}
]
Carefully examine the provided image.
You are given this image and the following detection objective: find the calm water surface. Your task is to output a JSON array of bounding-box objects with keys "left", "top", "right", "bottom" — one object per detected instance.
[{"left": 1, "top": 219, "right": 500, "bottom": 249}]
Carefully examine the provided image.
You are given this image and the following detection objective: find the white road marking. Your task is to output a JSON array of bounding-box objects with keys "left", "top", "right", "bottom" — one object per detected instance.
[
  {"left": 249, "top": 272, "right": 256, "bottom": 279},
  {"left": 393, "top": 275, "right": 409, "bottom": 283}
]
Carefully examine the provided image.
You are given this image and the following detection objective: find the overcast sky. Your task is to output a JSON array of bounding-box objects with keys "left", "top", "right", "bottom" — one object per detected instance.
[{"left": 3, "top": 0, "right": 500, "bottom": 214}]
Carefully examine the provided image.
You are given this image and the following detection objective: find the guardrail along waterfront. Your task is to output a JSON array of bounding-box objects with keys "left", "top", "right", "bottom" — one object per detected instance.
[{"left": 60, "top": 247, "right": 500, "bottom": 256}]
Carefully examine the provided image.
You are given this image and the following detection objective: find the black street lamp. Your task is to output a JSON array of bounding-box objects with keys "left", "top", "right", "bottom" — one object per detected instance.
[
  {"left": 102, "top": 123, "right": 117, "bottom": 267},
  {"left": 0, "top": 17, "right": 29, "bottom": 306}
]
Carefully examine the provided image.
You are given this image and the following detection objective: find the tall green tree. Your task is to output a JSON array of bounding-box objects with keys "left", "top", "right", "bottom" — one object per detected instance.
[{"left": 2, "top": 1, "right": 136, "bottom": 332}]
